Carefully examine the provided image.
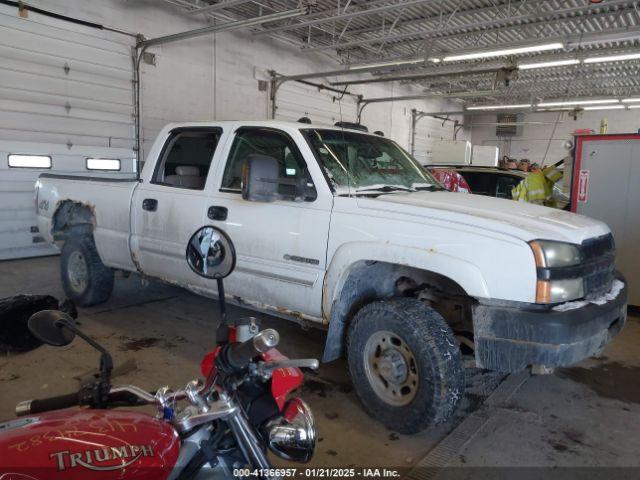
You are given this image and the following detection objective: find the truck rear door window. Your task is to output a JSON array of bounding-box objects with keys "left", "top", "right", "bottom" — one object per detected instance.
[{"left": 152, "top": 128, "right": 222, "bottom": 190}]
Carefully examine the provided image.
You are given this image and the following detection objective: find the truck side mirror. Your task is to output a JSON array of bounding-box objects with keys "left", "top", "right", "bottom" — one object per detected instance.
[{"left": 242, "top": 154, "right": 280, "bottom": 202}]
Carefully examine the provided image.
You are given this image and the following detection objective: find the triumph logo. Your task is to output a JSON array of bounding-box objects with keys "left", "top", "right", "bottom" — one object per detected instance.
[{"left": 50, "top": 444, "right": 154, "bottom": 472}]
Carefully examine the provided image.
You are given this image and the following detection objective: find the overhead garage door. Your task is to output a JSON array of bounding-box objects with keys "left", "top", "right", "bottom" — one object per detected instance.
[
  {"left": 274, "top": 81, "right": 359, "bottom": 127},
  {"left": 0, "top": 4, "right": 136, "bottom": 260},
  {"left": 412, "top": 116, "right": 460, "bottom": 165}
]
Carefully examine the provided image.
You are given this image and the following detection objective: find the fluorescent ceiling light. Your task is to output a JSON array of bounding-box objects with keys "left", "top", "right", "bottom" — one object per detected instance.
[
  {"left": 583, "top": 105, "right": 626, "bottom": 111},
  {"left": 86, "top": 158, "right": 121, "bottom": 171},
  {"left": 348, "top": 59, "right": 423, "bottom": 70},
  {"left": 519, "top": 59, "right": 580, "bottom": 70},
  {"left": 443, "top": 42, "right": 563, "bottom": 62},
  {"left": 466, "top": 104, "right": 532, "bottom": 111},
  {"left": 537, "top": 99, "right": 619, "bottom": 107},
  {"left": 622, "top": 98, "right": 640, "bottom": 103},
  {"left": 628, "top": 105, "right": 640, "bottom": 109},
  {"left": 8, "top": 154, "right": 51, "bottom": 169},
  {"left": 584, "top": 52, "right": 640, "bottom": 64}
]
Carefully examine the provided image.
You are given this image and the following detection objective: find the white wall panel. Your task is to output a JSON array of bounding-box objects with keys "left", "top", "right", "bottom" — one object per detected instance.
[
  {"left": 0, "top": 4, "right": 134, "bottom": 149},
  {"left": 274, "top": 81, "right": 359, "bottom": 127},
  {"left": 0, "top": 4, "right": 135, "bottom": 259},
  {"left": 469, "top": 109, "right": 640, "bottom": 164}
]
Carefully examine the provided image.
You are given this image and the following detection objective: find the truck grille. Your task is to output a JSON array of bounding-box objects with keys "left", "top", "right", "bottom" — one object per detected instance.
[{"left": 581, "top": 234, "right": 615, "bottom": 299}]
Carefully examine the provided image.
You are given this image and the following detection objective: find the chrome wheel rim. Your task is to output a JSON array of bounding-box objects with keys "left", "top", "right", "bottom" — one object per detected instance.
[
  {"left": 68, "top": 251, "right": 88, "bottom": 293},
  {"left": 363, "top": 330, "right": 419, "bottom": 406}
]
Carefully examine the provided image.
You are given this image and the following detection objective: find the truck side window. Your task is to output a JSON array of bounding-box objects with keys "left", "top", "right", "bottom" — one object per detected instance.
[
  {"left": 221, "top": 128, "right": 316, "bottom": 200},
  {"left": 152, "top": 128, "right": 222, "bottom": 189}
]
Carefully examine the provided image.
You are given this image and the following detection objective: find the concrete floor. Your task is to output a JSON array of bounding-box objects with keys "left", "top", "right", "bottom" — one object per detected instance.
[{"left": 1, "top": 256, "right": 639, "bottom": 473}]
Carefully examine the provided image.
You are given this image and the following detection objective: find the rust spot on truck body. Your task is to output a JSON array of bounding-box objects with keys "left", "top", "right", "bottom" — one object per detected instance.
[
  {"left": 130, "top": 250, "right": 143, "bottom": 274},
  {"left": 52, "top": 200, "right": 97, "bottom": 235},
  {"left": 276, "top": 305, "right": 305, "bottom": 320}
]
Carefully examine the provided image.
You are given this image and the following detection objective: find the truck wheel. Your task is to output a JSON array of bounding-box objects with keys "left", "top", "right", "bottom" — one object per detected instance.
[
  {"left": 347, "top": 298, "right": 464, "bottom": 434},
  {"left": 60, "top": 235, "right": 114, "bottom": 307}
]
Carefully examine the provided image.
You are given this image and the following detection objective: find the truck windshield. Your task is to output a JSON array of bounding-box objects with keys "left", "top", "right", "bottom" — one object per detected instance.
[{"left": 302, "top": 129, "right": 441, "bottom": 195}]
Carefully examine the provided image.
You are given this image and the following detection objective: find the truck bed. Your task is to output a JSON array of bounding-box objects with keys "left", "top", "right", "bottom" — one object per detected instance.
[{"left": 36, "top": 173, "right": 139, "bottom": 272}]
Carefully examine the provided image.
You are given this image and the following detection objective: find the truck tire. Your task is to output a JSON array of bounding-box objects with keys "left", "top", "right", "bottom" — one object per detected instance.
[
  {"left": 60, "top": 235, "right": 114, "bottom": 307},
  {"left": 347, "top": 298, "right": 464, "bottom": 434}
]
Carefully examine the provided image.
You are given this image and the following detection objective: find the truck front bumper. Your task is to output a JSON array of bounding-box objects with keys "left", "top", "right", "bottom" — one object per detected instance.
[{"left": 473, "top": 275, "right": 628, "bottom": 372}]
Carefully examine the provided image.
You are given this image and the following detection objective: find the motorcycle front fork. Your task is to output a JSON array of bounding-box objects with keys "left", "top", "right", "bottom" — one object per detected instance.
[{"left": 227, "top": 405, "right": 272, "bottom": 472}]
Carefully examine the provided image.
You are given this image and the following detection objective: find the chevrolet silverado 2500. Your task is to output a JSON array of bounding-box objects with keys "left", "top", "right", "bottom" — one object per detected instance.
[{"left": 35, "top": 121, "right": 627, "bottom": 433}]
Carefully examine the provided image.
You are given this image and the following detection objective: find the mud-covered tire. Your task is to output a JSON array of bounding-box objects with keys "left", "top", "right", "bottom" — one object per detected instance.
[
  {"left": 347, "top": 298, "right": 464, "bottom": 434},
  {"left": 60, "top": 235, "right": 114, "bottom": 307}
]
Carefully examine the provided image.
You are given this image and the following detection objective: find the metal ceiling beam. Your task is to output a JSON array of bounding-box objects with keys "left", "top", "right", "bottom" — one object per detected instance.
[
  {"left": 253, "top": 0, "right": 440, "bottom": 36},
  {"left": 331, "top": 66, "right": 503, "bottom": 86},
  {"left": 138, "top": 7, "right": 308, "bottom": 48},
  {"left": 186, "top": 0, "right": 254, "bottom": 14},
  {"left": 362, "top": 90, "right": 498, "bottom": 104},
  {"left": 269, "top": 58, "right": 430, "bottom": 82},
  {"left": 419, "top": 108, "right": 538, "bottom": 116},
  {"left": 302, "top": 0, "right": 636, "bottom": 53}
]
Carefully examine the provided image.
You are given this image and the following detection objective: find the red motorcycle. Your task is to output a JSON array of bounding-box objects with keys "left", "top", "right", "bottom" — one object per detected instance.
[{"left": 0, "top": 226, "right": 318, "bottom": 479}]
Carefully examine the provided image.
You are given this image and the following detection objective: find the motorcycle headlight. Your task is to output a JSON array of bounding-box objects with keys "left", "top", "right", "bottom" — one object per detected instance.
[
  {"left": 266, "top": 398, "right": 316, "bottom": 463},
  {"left": 529, "top": 240, "right": 584, "bottom": 303}
]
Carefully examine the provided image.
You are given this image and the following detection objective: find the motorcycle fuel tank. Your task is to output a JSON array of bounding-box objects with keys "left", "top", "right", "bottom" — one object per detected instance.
[{"left": 0, "top": 409, "right": 180, "bottom": 479}]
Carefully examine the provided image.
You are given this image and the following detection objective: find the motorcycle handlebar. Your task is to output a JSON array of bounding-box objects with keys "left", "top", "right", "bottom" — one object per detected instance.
[
  {"left": 226, "top": 329, "right": 280, "bottom": 371},
  {"left": 14, "top": 329, "right": 281, "bottom": 416},
  {"left": 16, "top": 392, "right": 80, "bottom": 416}
]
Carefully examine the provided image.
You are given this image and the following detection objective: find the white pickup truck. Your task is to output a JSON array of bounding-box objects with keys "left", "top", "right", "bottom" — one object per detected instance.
[{"left": 35, "top": 121, "right": 627, "bottom": 433}]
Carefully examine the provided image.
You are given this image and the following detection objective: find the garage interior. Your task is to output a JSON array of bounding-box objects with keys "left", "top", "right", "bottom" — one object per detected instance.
[{"left": 1, "top": 0, "right": 639, "bottom": 478}]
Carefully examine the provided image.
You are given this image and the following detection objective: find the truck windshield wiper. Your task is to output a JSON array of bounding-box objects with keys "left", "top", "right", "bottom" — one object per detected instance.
[
  {"left": 414, "top": 185, "right": 445, "bottom": 192},
  {"left": 355, "top": 186, "right": 416, "bottom": 194}
]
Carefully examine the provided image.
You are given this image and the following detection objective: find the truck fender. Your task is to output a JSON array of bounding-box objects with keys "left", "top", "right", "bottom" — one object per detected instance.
[{"left": 321, "top": 242, "right": 490, "bottom": 362}]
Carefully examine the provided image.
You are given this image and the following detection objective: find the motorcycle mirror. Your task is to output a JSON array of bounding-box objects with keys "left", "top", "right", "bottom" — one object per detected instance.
[
  {"left": 186, "top": 226, "right": 236, "bottom": 280},
  {"left": 27, "top": 310, "right": 76, "bottom": 347}
]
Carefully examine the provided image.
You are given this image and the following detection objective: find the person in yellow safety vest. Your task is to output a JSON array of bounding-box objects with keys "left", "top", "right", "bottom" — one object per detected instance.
[{"left": 511, "top": 161, "right": 563, "bottom": 207}]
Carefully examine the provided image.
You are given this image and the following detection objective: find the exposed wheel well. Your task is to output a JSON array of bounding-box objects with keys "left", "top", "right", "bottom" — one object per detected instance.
[
  {"left": 322, "top": 260, "right": 474, "bottom": 362},
  {"left": 51, "top": 200, "right": 95, "bottom": 241}
]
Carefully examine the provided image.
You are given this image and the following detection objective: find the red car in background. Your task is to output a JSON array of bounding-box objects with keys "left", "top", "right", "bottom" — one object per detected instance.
[{"left": 428, "top": 167, "right": 471, "bottom": 193}]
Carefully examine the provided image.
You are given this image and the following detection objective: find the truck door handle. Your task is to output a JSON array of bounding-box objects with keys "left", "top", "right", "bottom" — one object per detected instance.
[
  {"left": 208, "top": 206, "right": 228, "bottom": 221},
  {"left": 142, "top": 198, "right": 158, "bottom": 212}
]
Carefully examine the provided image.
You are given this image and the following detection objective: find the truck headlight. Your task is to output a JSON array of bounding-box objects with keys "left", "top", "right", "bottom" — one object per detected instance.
[
  {"left": 530, "top": 240, "right": 584, "bottom": 303},
  {"left": 529, "top": 240, "right": 582, "bottom": 268}
]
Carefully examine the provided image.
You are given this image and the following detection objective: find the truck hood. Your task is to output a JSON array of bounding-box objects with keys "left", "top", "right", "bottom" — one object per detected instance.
[{"left": 357, "top": 191, "right": 609, "bottom": 244}]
